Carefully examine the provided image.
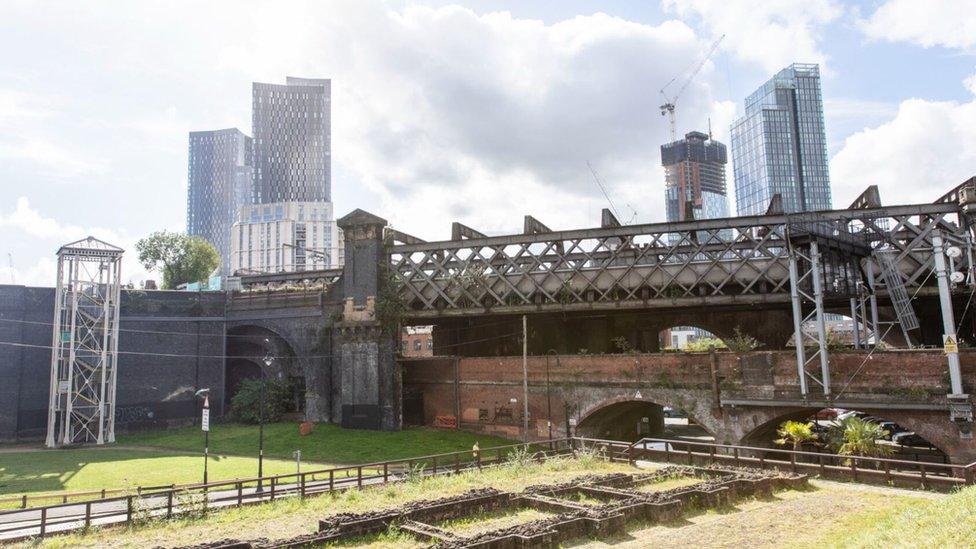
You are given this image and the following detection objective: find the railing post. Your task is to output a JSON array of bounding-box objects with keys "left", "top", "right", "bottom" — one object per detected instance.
[
  {"left": 101, "top": 489, "right": 106, "bottom": 499},
  {"left": 236, "top": 482, "right": 243, "bottom": 507},
  {"left": 965, "top": 465, "right": 975, "bottom": 485},
  {"left": 329, "top": 470, "right": 334, "bottom": 491},
  {"left": 21, "top": 495, "right": 26, "bottom": 509},
  {"left": 819, "top": 454, "right": 825, "bottom": 477},
  {"left": 270, "top": 477, "right": 276, "bottom": 501},
  {"left": 709, "top": 445, "right": 715, "bottom": 464},
  {"left": 301, "top": 473, "right": 307, "bottom": 499},
  {"left": 433, "top": 456, "right": 438, "bottom": 474},
  {"left": 455, "top": 452, "right": 461, "bottom": 473},
  {"left": 383, "top": 463, "right": 389, "bottom": 483},
  {"left": 39, "top": 507, "right": 47, "bottom": 538},
  {"left": 665, "top": 443, "right": 671, "bottom": 463},
  {"left": 168, "top": 490, "right": 174, "bottom": 517},
  {"left": 126, "top": 495, "right": 133, "bottom": 523},
  {"left": 84, "top": 501, "right": 91, "bottom": 529},
  {"left": 790, "top": 452, "right": 797, "bottom": 473},
  {"left": 357, "top": 466, "right": 363, "bottom": 490},
  {"left": 733, "top": 447, "right": 740, "bottom": 467},
  {"left": 884, "top": 461, "right": 891, "bottom": 484},
  {"left": 851, "top": 459, "right": 858, "bottom": 482},
  {"left": 920, "top": 464, "right": 927, "bottom": 489},
  {"left": 477, "top": 450, "right": 482, "bottom": 470}
]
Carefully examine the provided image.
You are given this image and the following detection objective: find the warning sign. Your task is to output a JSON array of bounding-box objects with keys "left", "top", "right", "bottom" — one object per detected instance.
[
  {"left": 944, "top": 334, "right": 959, "bottom": 355},
  {"left": 201, "top": 409, "right": 210, "bottom": 432}
]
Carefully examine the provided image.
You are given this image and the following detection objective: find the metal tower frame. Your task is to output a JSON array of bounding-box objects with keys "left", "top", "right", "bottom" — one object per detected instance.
[{"left": 45, "top": 237, "right": 123, "bottom": 447}]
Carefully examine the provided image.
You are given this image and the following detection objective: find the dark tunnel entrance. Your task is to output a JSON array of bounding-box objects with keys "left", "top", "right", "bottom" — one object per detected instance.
[{"left": 576, "top": 401, "right": 666, "bottom": 442}]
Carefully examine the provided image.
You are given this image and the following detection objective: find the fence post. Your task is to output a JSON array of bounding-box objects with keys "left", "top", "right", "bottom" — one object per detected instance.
[
  {"left": 126, "top": 495, "right": 133, "bottom": 523},
  {"left": 236, "top": 482, "right": 243, "bottom": 507},
  {"left": 665, "top": 443, "right": 671, "bottom": 463},
  {"left": 329, "top": 470, "right": 334, "bottom": 491},
  {"left": 85, "top": 501, "right": 91, "bottom": 529},
  {"left": 101, "top": 489, "right": 106, "bottom": 499},
  {"left": 790, "top": 452, "right": 797, "bottom": 473},
  {"left": 884, "top": 460, "right": 891, "bottom": 484},
  {"left": 301, "top": 473, "right": 307, "bottom": 499},
  {"left": 919, "top": 464, "right": 927, "bottom": 489},
  {"left": 455, "top": 452, "right": 461, "bottom": 473},
  {"left": 733, "top": 447, "right": 739, "bottom": 467},
  {"left": 357, "top": 466, "right": 363, "bottom": 490},
  {"left": 477, "top": 450, "right": 482, "bottom": 470},
  {"left": 965, "top": 465, "right": 975, "bottom": 485},
  {"left": 819, "top": 454, "right": 825, "bottom": 477},
  {"left": 21, "top": 495, "right": 26, "bottom": 509},
  {"left": 270, "top": 477, "right": 276, "bottom": 501},
  {"left": 39, "top": 507, "right": 46, "bottom": 537},
  {"left": 167, "top": 490, "right": 174, "bottom": 517},
  {"left": 851, "top": 459, "right": 858, "bottom": 482},
  {"left": 383, "top": 463, "right": 389, "bottom": 483}
]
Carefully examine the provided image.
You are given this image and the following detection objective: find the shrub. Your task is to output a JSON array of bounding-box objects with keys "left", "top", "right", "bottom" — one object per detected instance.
[
  {"left": 726, "top": 327, "right": 761, "bottom": 353},
  {"left": 229, "top": 377, "right": 292, "bottom": 424}
]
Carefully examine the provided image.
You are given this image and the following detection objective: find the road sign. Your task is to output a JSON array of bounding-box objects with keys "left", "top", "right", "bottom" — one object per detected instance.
[
  {"left": 201, "top": 409, "right": 210, "bottom": 432},
  {"left": 944, "top": 334, "right": 959, "bottom": 354},
  {"left": 635, "top": 390, "right": 643, "bottom": 399}
]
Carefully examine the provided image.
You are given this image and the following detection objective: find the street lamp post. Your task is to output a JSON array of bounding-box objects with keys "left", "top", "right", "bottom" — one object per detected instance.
[
  {"left": 256, "top": 348, "right": 273, "bottom": 493},
  {"left": 194, "top": 388, "right": 211, "bottom": 487},
  {"left": 545, "top": 350, "right": 557, "bottom": 441}
]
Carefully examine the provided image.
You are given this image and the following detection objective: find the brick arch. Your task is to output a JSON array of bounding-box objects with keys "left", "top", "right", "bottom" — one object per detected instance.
[
  {"left": 737, "top": 407, "right": 956, "bottom": 461},
  {"left": 576, "top": 389, "right": 720, "bottom": 440}
]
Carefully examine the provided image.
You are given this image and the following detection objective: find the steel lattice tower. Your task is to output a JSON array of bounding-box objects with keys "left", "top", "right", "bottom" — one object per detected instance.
[{"left": 45, "top": 237, "right": 123, "bottom": 447}]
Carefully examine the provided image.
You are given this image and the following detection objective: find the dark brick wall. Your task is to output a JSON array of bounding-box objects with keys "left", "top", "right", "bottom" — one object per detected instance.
[{"left": 0, "top": 285, "right": 227, "bottom": 441}]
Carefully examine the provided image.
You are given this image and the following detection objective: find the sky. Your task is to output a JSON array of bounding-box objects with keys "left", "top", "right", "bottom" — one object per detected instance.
[{"left": 1, "top": 0, "right": 975, "bottom": 286}]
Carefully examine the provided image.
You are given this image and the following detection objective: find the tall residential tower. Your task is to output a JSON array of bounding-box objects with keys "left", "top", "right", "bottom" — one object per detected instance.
[
  {"left": 661, "top": 131, "right": 729, "bottom": 223},
  {"left": 251, "top": 77, "right": 331, "bottom": 203},
  {"left": 730, "top": 63, "right": 832, "bottom": 216},
  {"left": 186, "top": 128, "right": 252, "bottom": 276}
]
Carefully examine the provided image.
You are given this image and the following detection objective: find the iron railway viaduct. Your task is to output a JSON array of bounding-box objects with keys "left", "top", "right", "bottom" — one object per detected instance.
[{"left": 3, "top": 179, "right": 976, "bottom": 463}]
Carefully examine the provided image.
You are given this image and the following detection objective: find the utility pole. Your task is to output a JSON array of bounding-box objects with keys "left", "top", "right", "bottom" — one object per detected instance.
[{"left": 522, "top": 315, "right": 529, "bottom": 443}]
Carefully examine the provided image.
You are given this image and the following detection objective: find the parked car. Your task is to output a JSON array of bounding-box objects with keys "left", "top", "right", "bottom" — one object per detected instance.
[
  {"left": 814, "top": 408, "right": 842, "bottom": 420},
  {"left": 892, "top": 431, "right": 929, "bottom": 448},
  {"left": 663, "top": 407, "right": 686, "bottom": 419},
  {"left": 836, "top": 410, "right": 868, "bottom": 421},
  {"left": 876, "top": 421, "right": 907, "bottom": 441}
]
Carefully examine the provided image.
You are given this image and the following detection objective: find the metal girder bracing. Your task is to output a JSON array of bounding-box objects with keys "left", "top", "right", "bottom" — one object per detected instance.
[
  {"left": 387, "top": 229, "right": 426, "bottom": 246},
  {"left": 46, "top": 237, "right": 123, "bottom": 448},
  {"left": 848, "top": 185, "right": 882, "bottom": 210},
  {"left": 789, "top": 241, "right": 835, "bottom": 397},
  {"left": 389, "top": 198, "right": 973, "bottom": 320},
  {"left": 452, "top": 222, "right": 487, "bottom": 240}
]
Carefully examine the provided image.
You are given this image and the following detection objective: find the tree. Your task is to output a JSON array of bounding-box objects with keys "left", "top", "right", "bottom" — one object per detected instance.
[
  {"left": 774, "top": 420, "right": 817, "bottom": 452},
  {"left": 136, "top": 231, "right": 220, "bottom": 289},
  {"left": 827, "top": 417, "right": 892, "bottom": 459}
]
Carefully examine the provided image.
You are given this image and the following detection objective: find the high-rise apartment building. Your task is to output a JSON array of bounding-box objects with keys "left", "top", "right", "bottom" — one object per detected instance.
[
  {"left": 730, "top": 63, "right": 832, "bottom": 216},
  {"left": 661, "top": 131, "right": 729, "bottom": 223},
  {"left": 230, "top": 201, "right": 343, "bottom": 274},
  {"left": 186, "top": 128, "right": 252, "bottom": 276},
  {"left": 251, "top": 77, "right": 331, "bottom": 204}
]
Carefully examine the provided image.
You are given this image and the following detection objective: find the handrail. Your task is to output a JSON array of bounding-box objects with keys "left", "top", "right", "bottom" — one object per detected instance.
[{"left": 631, "top": 437, "right": 976, "bottom": 471}]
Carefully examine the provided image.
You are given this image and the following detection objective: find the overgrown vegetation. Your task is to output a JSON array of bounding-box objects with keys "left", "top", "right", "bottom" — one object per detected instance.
[
  {"left": 775, "top": 420, "right": 818, "bottom": 452},
  {"left": 726, "top": 327, "right": 761, "bottom": 353},
  {"left": 684, "top": 337, "right": 728, "bottom": 351},
  {"left": 826, "top": 416, "right": 892, "bottom": 459},
  {"left": 229, "top": 378, "right": 293, "bottom": 424}
]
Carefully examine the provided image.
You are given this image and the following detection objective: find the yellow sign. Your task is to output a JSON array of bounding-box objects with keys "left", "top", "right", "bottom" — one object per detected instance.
[{"left": 944, "top": 334, "right": 959, "bottom": 354}]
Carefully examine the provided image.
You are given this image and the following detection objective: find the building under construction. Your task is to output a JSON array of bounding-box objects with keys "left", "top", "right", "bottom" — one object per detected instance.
[{"left": 660, "top": 130, "right": 729, "bottom": 223}]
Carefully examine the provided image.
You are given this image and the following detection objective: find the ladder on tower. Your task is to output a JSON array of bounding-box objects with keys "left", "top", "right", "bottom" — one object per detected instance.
[{"left": 873, "top": 248, "right": 919, "bottom": 342}]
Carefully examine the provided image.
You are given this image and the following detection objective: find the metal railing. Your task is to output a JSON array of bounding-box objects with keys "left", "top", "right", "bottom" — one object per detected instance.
[
  {"left": 0, "top": 438, "right": 574, "bottom": 541},
  {"left": 629, "top": 437, "right": 975, "bottom": 492}
]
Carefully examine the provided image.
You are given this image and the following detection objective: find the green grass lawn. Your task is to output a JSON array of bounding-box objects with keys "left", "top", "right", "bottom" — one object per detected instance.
[
  {"left": 117, "top": 422, "right": 514, "bottom": 464},
  {"left": 0, "top": 448, "right": 317, "bottom": 498},
  {"left": 0, "top": 423, "right": 513, "bottom": 499}
]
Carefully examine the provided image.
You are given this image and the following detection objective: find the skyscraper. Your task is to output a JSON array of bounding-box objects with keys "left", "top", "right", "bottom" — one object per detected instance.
[
  {"left": 251, "top": 77, "right": 331, "bottom": 204},
  {"left": 730, "top": 63, "right": 832, "bottom": 216},
  {"left": 186, "top": 128, "right": 252, "bottom": 276},
  {"left": 661, "top": 131, "right": 729, "bottom": 223}
]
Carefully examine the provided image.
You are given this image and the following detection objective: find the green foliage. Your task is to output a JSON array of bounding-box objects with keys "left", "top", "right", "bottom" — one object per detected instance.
[
  {"left": 375, "top": 269, "right": 406, "bottom": 335},
  {"left": 726, "top": 327, "right": 761, "bottom": 354},
  {"left": 229, "top": 378, "right": 293, "bottom": 424},
  {"left": 827, "top": 417, "right": 893, "bottom": 458},
  {"left": 611, "top": 336, "right": 635, "bottom": 353},
  {"left": 506, "top": 446, "right": 534, "bottom": 469},
  {"left": 684, "top": 337, "right": 728, "bottom": 352},
  {"left": 774, "top": 420, "right": 818, "bottom": 451},
  {"left": 136, "top": 231, "right": 220, "bottom": 289}
]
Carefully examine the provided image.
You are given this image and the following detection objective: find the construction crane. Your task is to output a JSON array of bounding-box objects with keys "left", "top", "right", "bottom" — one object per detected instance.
[{"left": 659, "top": 34, "right": 725, "bottom": 143}]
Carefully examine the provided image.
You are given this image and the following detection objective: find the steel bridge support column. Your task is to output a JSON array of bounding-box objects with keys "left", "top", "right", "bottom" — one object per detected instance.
[
  {"left": 810, "top": 242, "right": 831, "bottom": 398},
  {"left": 850, "top": 298, "right": 862, "bottom": 349},
  {"left": 788, "top": 253, "right": 809, "bottom": 396},
  {"left": 933, "top": 232, "right": 965, "bottom": 397}
]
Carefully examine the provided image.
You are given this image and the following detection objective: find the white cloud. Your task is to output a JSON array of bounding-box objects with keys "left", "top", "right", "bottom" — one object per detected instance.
[
  {"left": 965, "top": 71, "right": 976, "bottom": 96},
  {"left": 831, "top": 77, "right": 976, "bottom": 207},
  {"left": 860, "top": 0, "right": 976, "bottom": 49},
  {"left": 0, "top": 197, "right": 149, "bottom": 285},
  {"left": 662, "top": 0, "right": 843, "bottom": 73}
]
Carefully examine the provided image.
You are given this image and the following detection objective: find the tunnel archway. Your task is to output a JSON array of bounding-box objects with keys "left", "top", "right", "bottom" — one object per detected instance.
[
  {"left": 224, "top": 324, "right": 301, "bottom": 412},
  {"left": 658, "top": 325, "right": 726, "bottom": 351},
  {"left": 576, "top": 398, "right": 715, "bottom": 443},
  {"left": 739, "top": 407, "right": 949, "bottom": 461}
]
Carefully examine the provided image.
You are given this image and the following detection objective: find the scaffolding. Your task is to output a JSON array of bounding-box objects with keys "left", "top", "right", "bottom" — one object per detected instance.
[{"left": 45, "top": 237, "right": 123, "bottom": 447}]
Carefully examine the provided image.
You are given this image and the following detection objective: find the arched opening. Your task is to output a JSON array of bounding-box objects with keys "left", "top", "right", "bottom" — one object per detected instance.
[
  {"left": 742, "top": 407, "right": 948, "bottom": 464},
  {"left": 658, "top": 326, "right": 726, "bottom": 351},
  {"left": 224, "top": 325, "right": 303, "bottom": 416},
  {"left": 576, "top": 400, "right": 713, "bottom": 442}
]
